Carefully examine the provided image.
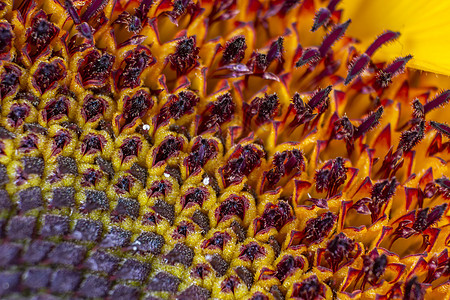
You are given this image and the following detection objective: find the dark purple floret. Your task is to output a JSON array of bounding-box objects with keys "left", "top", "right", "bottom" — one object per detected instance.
[
  {"left": 333, "top": 115, "right": 355, "bottom": 151},
  {"left": 165, "top": 243, "right": 194, "bottom": 267},
  {"left": 202, "top": 231, "right": 231, "bottom": 250},
  {"left": 157, "top": 90, "right": 199, "bottom": 125},
  {"left": 221, "top": 275, "right": 240, "bottom": 293},
  {"left": 82, "top": 95, "right": 106, "bottom": 122},
  {"left": 435, "top": 177, "right": 450, "bottom": 198},
  {"left": 0, "top": 23, "right": 13, "bottom": 54},
  {"left": 18, "top": 134, "right": 39, "bottom": 153},
  {"left": 404, "top": 276, "right": 425, "bottom": 300},
  {"left": 7, "top": 103, "right": 30, "bottom": 128},
  {"left": 115, "top": 259, "right": 151, "bottom": 282},
  {"left": 153, "top": 136, "right": 183, "bottom": 165},
  {"left": 26, "top": 12, "right": 59, "bottom": 59},
  {"left": 185, "top": 138, "right": 218, "bottom": 175},
  {"left": 222, "top": 35, "right": 247, "bottom": 64},
  {"left": 78, "top": 51, "right": 114, "bottom": 87},
  {"left": 220, "top": 144, "right": 264, "bottom": 187},
  {"left": 367, "top": 178, "right": 398, "bottom": 222},
  {"left": 81, "top": 0, "right": 108, "bottom": 22},
  {"left": 121, "top": 90, "right": 153, "bottom": 127},
  {"left": 324, "top": 233, "right": 355, "bottom": 272},
  {"left": 312, "top": 7, "right": 331, "bottom": 32},
  {"left": 362, "top": 252, "right": 387, "bottom": 286},
  {"left": 148, "top": 272, "right": 181, "bottom": 292},
  {"left": 111, "top": 284, "right": 140, "bottom": 300},
  {"left": 50, "top": 269, "right": 81, "bottom": 294},
  {"left": 215, "top": 195, "right": 247, "bottom": 223},
  {"left": 295, "top": 212, "right": 337, "bottom": 246},
  {"left": 84, "top": 250, "right": 120, "bottom": 274},
  {"left": 191, "top": 264, "right": 212, "bottom": 280},
  {"left": 0, "top": 65, "right": 21, "bottom": 99},
  {"left": 291, "top": 275, "right": 325, "bottom": 300},
  {"left": 22, "top": 240, "right": 54, "bottom": 264},
  {"left": 18, "top": 187, "right": 43, "bottom": 212},
  {"left": 72, "top": 219, "right": 103, "bottom": 241},
  {"left": 365, "top": 31, "right": 400, "bottom": 57},
  {"left": 413, "top": 203, "right": 447, "bottom": 233},
  {"left": 78, "top": 275, "right": 109, "bottom": 298},
  {"left": 430, "top": 121, "right": 450, "bottom": 138},
  {"left": 345, "top": 53, "right": 371, "bottom": 85},
  {"left": 41, "top": 214, "right": 70, "bottom": 237},
  {"left": 254, "top": 201, "right": 293, "bottom": 234},
  {"left": 32, "top": 60, "right": 66, "bottom": 94},
  {"left": 239, "top": 242, "right": 266, "bottom": 262},
  {"left": 289, "top": 93, "right": 316, "bottom": 128},
  {"left": 152, "top": 199, "right": 175, "bottom": 225},
  {"left": 111, "top": 197, "right": 140, "bottom": 221},
  {"left": 80, "top": 169, "right": 103, "bottom": 187},
  {"left": 236, "top": 266, "right": 254, "bottom": 290},
  {"left": 315, "top": 157, "right": 347, "bottom": 197},
  {"left": 398, "top": 119, "right": 425, "bottom": 152},
  {"left": 318, "top": 19, "right": 351, "bottom": 57},
  {"left": 423, "top": 90, "right": 450, "bottom": 114},
  {"left": 308, "top": 85, "right": 332, "bottom": 111},
  {"left": 0, "top": 271, "right": 20, "bottom": 295},
  {"left": 354, "top": 106, "right": 384, "bottom": 139},
  {"left": 207, "top": 254, "right": 229, "bottom": 277},
  {"left": 177, "top": 285, "right": 211, "bottom": 300},
  {"left": 246, "top": 93, "right": 279, "bottom": 126},
  {"left": 22, "top": 267, "right": 52, "bottom": 290},
  {"left": 43, "top": 96, "right": 69, "bottom": 122},
  {"left": 99, "top": 226, "right": 131, "bottom": 248},
  {"left": 0, "top": 243, "right": 21, "bottom": 267},
  {"left": 275, "top": 255, "right": 305, "bottom": 282},
  {"left": 48, "top": 242, "right": 86, "bottom": 266},
  {"left": 120, "top": 137, "right": 141, "bottom": 163},
  {"left": 265, "top": 149, "right": 304, "bottom": 188},
  {"left": 80, "top": 134, "right": 105, "bottom": 156},
  {"left": 132, "top": 232, "right": 165, "bottom": 255},
  {"left": 377, "top": 55, "right": 413, "bottom": 88},
  {"left": 115, "top": 11, "right": 143, "bottom": 33},
  {"left": 117, "top": 46, "right": 153, "bottom": 90},
  {"left": 296, "top": 47, "right": 321, "bottom": 67},
  {"left": 267, "top": 37, "right": 284, "bottom": 64},
  {"left": 168, "top": 36, "right": 199, "bottom": 75},
  {"left": 199, "top": 92, "right": 236, "bottom": 133},
  {"left": 181, "top": 187, "right": 208, "bottom": 209},
  {"left": 82, "top": 190, "right": 109, "bottom": 213}
]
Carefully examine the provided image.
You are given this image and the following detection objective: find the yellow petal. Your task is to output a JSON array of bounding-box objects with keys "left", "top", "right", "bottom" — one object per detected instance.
[{"left": 342, "top": 0, "right": 450, "bottom": 76}]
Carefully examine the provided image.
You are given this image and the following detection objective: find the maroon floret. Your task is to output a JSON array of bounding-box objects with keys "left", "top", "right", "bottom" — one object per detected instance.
[
  {"left": 185, "top": 138, "right": 218, "bottom": 175},
  {"left": 180, "top": 187, "right": 208, "bottom": 209},
  {"left": 78, "top": 50, "right": 114, "bottom": 87},
  {"left": 324, "top": 233, "right": 355, "bottom": 272},
  {"left": 220, "top": 144, "right": 264, "bottom": 187},
  {"left": 291, "top": 275, "right": 326, "bottom": 300},
  {"left": 153, "top": 136, "right": 183, "bottom": 166},
  {"left": 275, "top": 255, "right": 305, "bottom": 282},
  {"left": 199, "top": 92, "right": 236, "bottom": 133},
  {"left": 117, "top": 46, "right": 153, "bottom": 90},
  {"left": 168, "top": 36, "right": 199, "bottom": 75},
  {"left": 215, "top": 195, "right": 248, "bottom": 223},
  {"left": 246, "top": 93, "right": 279, "bottom": 126},
  {"left": 239, "top": 242, "right": 266, "bottom": 262},
  {"left": 222, "top": 35, "right": 247, "bottom": 64},
  {"left": 254, "top": 201, "right": 293, "bottom": 234},
  {"left": 25, "top": 11, "right": 59, "bottom": 60},
  {"left": 32, "top": 60, "right": 66, "bottom": 94},
  {"left": 0, "top": 64, "right": 21, "bottom": 99}
]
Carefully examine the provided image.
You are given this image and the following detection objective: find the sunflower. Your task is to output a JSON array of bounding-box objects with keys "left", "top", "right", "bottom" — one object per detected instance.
[{"left": 0, "top": 0, "right": 449, "bottom": 299}]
